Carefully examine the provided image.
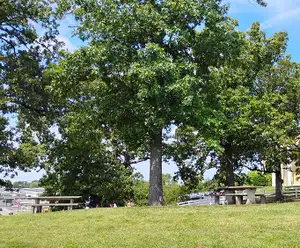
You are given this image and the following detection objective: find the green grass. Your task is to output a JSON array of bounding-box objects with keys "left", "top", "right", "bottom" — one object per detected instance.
[
  {"left": 1, "top": 203, "right": 300, "bottom": 248},
  {"left": 257, "top": 186, "right": 275, "bottom": 194}
]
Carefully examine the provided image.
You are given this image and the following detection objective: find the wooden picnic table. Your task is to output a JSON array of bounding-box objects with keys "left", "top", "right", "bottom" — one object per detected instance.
[
  {"left": 25, "top": 196, "right": 82, "bottom": 213},
  {"left": 217, "top": 186, "right": 261, "bottom": 205}
]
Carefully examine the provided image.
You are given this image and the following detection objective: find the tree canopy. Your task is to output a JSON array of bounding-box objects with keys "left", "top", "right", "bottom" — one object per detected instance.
[
  {"left": 168, "top": 22, "right": 300, "bottom": 199},
  {"left": 2, "top": 0, "right": 299, "bottom": 206},
  {"left": 0, "top": 0, "right": 60, "bottom": 184},
  {"left": 45, "top": 0, "right": 253, "bottom": 205}
]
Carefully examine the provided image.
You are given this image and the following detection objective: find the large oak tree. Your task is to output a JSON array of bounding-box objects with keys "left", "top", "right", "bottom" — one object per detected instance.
[
  {"left": 169, "top": 23, "right": 300, "bottom": 201},
  {"left": 48, "top": 0, "right": 250, "bottom": 205}
]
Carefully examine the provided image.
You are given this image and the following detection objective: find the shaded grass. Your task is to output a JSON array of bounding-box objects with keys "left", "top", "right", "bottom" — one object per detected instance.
[{"left": 1, "top": 203, "right": 300, "bottom": 247}]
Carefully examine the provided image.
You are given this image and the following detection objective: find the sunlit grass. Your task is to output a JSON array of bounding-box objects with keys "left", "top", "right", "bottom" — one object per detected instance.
[{"left": 1, "top": 203, "right": 300, "bottom": 248}]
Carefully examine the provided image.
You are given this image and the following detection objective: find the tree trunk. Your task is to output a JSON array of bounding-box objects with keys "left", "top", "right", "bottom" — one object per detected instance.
[
  {"left": 225, "top": 143, "right": 234, "bottom": 186},
  {"left": 123, "top": 152, "right": 132, "bottom": 170},
  {"left": 123, "top": 152, "right": 134, "bottom": 199},
  {"left": 148, "top": 130, "right": 164, "bottom": 206},
  {"left": 275, "top": 162, "right": 283, "bottom": 201}
]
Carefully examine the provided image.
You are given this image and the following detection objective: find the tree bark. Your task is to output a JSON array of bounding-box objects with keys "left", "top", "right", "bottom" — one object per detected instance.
[
  {"left": 123, "top": 152, "right": 132, "bottom": 170},
  {"left": 225, "top": 142, "right": 234, "bottom": 186},
  {"left": 148, "top": 130, "right": 164, "bottom": 206},
  {"left": 123, "top": 152, "right": 134, "bottom": 199},
  {"left": 275, "top": 162, "right": 283, "bottom": 201}
]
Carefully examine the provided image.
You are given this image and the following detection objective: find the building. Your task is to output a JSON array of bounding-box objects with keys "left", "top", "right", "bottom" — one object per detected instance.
[
  {"left": 272, "top": 137, "right": 300, "bottom": 186},
  {"left": 272, "top": 161, "right": 300, "bottom": 186},
  {"left": 18, "top": 188, "right": 45, "bottom": 197}
]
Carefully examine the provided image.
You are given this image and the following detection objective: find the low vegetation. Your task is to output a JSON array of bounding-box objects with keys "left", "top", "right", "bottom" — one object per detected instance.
[{"left": 1, "top": 203, "right": 300, "bottom": 248}]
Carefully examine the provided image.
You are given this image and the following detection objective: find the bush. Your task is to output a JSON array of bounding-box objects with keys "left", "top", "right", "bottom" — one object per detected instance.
[
  {"left": 133, "top": 181, "right": 149, "bottom": 206},
  {"left": 247, "top": 171, "right": 271, "bottom": 186},
  {"left": 132, "top": 181, "right": 188, "bottom": 206},
  {"left": 164, "top": 184, "right": 189, "bottom": 205}
]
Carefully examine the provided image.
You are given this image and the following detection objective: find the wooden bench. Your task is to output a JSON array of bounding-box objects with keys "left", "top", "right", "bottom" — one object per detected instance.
[
  {"left": 25, "top": 203, "right": 80, "bottom": 213},
  {"left": 212, "top": 194, "right": 224, "bottom": 205},
  {"left": 24, "top": 196, "right": 82, "bottom": 213},
  {"left": 255, "top": 193, "right": 266, "bottom": 204},
  {"left": 224, "top": 193, "right": 245, "bottom": 205},
  {"left": 224, "top": 193, "right": 266, "bottom": 204}
]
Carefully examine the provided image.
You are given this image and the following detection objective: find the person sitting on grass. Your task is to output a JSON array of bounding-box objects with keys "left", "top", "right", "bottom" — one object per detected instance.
[{"left": 127, "top": 199, "right": 134, "bottom": 207}]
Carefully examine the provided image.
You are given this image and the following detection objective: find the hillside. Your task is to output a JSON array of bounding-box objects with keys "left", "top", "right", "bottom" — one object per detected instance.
[{"left": 1, "top": 204, "right": 300, "bottom": 248}]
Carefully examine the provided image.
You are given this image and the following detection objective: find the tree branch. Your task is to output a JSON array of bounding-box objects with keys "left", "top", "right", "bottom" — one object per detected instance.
[
  {"left": 131, "top": 157, "right": 150, "bottom": 164},
  {"left": 243, "top": 164, "right": 274, "bottom": 174},
  {"left": 0, "top": 36, "right": 16, "bottom": 54}
]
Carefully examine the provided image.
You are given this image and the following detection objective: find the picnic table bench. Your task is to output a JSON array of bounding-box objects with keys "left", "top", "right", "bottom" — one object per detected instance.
[
  {"left": 2, "top": 196, "right": 14, "bottom": 206},
  {"left": 24, "top": 196, "right": 82, "bottom": 213},
  {"left": 214, "top": 186, "right": 266, "bottom": 205},
  {"left": 222, "top": 193, "right": 266, "bottom": 204}
]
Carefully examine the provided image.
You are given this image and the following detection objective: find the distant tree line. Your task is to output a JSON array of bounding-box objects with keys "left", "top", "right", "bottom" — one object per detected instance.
[{"left": 12, "top": 181, "right": 40, "bottom": 189}]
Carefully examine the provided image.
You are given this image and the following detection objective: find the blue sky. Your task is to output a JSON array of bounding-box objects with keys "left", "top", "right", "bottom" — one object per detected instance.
[{"left": 7, "top": 0, "right": 300, "bottom": 182}]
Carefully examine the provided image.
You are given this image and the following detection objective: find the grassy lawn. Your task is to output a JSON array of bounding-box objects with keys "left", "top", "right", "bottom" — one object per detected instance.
[{"left": 1, "top": 203, "right": 300, "bottom": 248}]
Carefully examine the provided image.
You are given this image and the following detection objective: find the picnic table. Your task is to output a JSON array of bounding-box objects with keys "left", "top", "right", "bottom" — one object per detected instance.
[
  {"left": 25, "top": 196, "right": 82, "bottom": 213},
  {"left": 2, "top": 195, "right": 14, "bottom": 206},
  {"left": 215, "top": 186, "right": 265, "bottom": 205}
]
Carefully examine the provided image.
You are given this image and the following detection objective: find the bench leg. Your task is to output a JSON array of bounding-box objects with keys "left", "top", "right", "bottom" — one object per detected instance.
[
  {"left": 246, "top": 189, "right": 256, "bottom": 204},
  {"left": 37, "top": 206, "right": 42, "bottom": 213},
  {"left": 213, "top": 195, "right": 220, "bottom": 205},
  {"left": 225, "top": 190, "right": 235, "bottom": 204},
  {"left": 235, "top": 195, "right": 243, "bottom": 205},
  {"left": 32, "top": 206, "right": 35, "bottom": 214},
  {"left": 260, "top": 195, "right": 266, "bottom": 204}
]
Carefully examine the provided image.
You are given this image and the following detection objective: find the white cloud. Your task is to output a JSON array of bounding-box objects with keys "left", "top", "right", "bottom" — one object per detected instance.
[
  {"left": 228, "top": 0, "right": 300, "bottom": 29},
  {"left": 49, "top": 124, "right": 62, "bottom": 140},
  {"left": 266, "top": 0, "right": 300, "bottom": 13},
  {"left": 57, "top": 35, "right": 78, "bottom": 52},
  {"left": 261, "top": 7, "right": 300, "bottom": 29},
  {"left": 170, "top": 124, "right": 177, "bottom": 137},
  {"left": 56, "top": 15, "right": 83, "bottom": 52}
]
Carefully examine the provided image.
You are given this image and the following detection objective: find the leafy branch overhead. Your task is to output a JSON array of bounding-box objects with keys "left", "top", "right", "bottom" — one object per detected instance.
[{"left": 0, "top": 0, "right": 60, "bottom": 184}]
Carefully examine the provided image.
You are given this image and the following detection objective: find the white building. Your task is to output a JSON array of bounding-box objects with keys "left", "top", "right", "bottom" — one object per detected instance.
[
  {"left": 271, "top": 161, "right": 299, "bottom": 186},
  {"left": 18, "top": 188, "right": 45, "bottom": 197}
]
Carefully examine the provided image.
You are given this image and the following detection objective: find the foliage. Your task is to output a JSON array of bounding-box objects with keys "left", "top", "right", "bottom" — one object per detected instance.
[
  {"left": 132, "top": 180, "right": 149, "bottom": 206},
  {"left": 132, "top": 173, "right": 188, "bottom": 206},
  {"left": 0, "top": 0, "right": 60, "bottom": 182},
  {"left": 49, "top": 0, "right": 249, "bottom": 205},
  {"left": 1, "top": 0, "right": 295, "bottom": 205},
  {"left": 168, "top": 22, "right": 299, "bottom": 194},
  {"left": 164, "top": 184, "right": 186, "bottom": 205},
  {"left": 1, "top": 0, "right": 60, "bottom": 119},
  {"left": 247, "top": 171, "right": 272, "bottom": 186},
  {"left": 41, "top": 153, "right": 133, "bottom": 207},
  {"left": 39, "top": 106, "right": 138, "bottom": 206},
  {"left": 12, "top": 180, "right": 40, "bottom": 188},
  {"left": 210, "top": 23, "right": 299, "bottom": 198},
  {"left": 0, "top": 179, "right": 12, "bottom": 188},
  {"left": 12, "top": 181, "right": 30, "bottom": 188},
  {"left": 166, "top": 125, "right": 220, "bottom": 189},
  {"left": 202, "top": 179, "right": 219, "bottom": 191},
  {"left": 162, "top": 173, "right": 176, "bottom": 185}
]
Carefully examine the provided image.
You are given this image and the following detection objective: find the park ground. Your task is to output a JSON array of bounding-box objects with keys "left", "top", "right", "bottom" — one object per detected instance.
[{"left": 1, "top": 203, "right": 300, "bottom": 248}]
